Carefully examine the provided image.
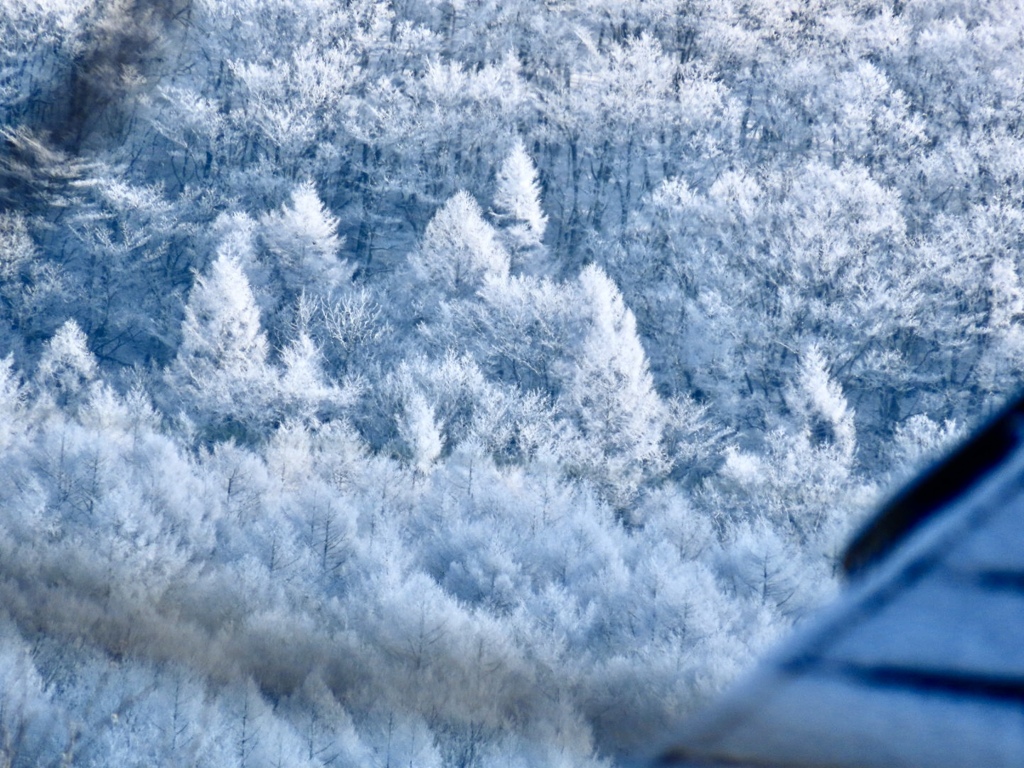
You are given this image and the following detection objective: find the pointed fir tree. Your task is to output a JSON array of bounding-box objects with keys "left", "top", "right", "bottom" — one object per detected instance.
[
  {"left": 410, "top": 191, "right": 509, "bottom": 306},
  {"left": 492, "top": 139, "right": 548, "bottom": 272},
  {"left": 166, "top": 245, "right": 275, "bottom": 443},
  {"left": 36, "top": 319, "right": 99, "bottom": 410},
  {"left": 261, "top": 181, "right": 354, "bottom": 297},
  {"left": 558, "top": 264, "right": 669, "bottom": 509}
]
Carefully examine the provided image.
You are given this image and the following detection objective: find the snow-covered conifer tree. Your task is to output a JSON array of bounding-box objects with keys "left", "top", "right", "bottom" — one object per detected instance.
[
  {"left": 166, "top": 239, "right": 275, "bottom": 442},
  {"left": 558, "top": 264, "right": 668, "bottom": 508},
  {"left": 492, "top": 138, "right": 548, "bottom": 271},
  {"left": 261, "top": 181, "right": 353, "bottom": 296},
  {"left": 410, "top": 191, "right": 509, "bottom": 305},
  {"left": 36, "top": 319, "right": 98, "bottom": 409},
  {"left": 397, "top": 389, "right": 444, "bottom": 476}
]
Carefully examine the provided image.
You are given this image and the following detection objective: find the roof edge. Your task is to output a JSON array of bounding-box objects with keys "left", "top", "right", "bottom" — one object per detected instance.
[{"left": 843, "top": 393, "right": 1024, "bottom": 578}]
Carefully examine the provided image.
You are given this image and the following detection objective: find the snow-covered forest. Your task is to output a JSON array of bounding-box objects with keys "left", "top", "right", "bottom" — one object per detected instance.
[{"left": 1, "top": 0, "right": 1021, "bottom": 764}]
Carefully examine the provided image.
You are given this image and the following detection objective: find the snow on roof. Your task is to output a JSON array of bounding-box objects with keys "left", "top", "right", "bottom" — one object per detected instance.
[{"left": 658, "top": 395, "right": 1024, "bottom": 768}]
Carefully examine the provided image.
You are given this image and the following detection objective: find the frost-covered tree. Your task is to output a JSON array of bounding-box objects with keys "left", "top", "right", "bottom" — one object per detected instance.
[
  {"left": 396, "top": 389, "right": 444, "bottom": 477},
  {"left": 0, "top": 212, "right": 65, "bottom": 348},
  {"left": 707, "top": 346, "right": 871, "bottom": 600},
  {"left": 258, "top": 182, "right": 355, "bottom": 344},
  {"left": 409, "top": 191, "right": 510, "bottom": 307},
  {"left": 36, "top": 319, "right": 98, "bottom": 409},
  {"left": 165, "top": 239, "right": 275, "bottom": 442},
  {"left": 977, "top": 257, "right": 1024, "bottom": 400},
  {"left": 557, "top": 265, "right": 669, "bottom": 509},
  {"left": 493, "top": 138, "right": 548, "bottom": 270},
  {"left": 0, "top": 356, "right": 26, "bottom": 453},
  {"left": 787, "top": 345, "right": 856, "bottom": 465}
]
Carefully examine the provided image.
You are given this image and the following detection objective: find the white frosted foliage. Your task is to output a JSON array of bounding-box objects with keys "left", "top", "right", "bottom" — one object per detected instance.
[
  {"left": 399, "top": 390, "right": 444, "bottom": 475},
  {"left": 561, "top": 264, "right": 667, "bottom": 507},
  {"left": 262, "top": 181, "right": 352, "bottom": 290},
  {"left": 792, "top": 345, "right": 855, "bottom": 462},
  {"left": 280, "top": 331, "right": 328, "bottom": 398},
  {"left": 494, "top": 138, "right": 548, "bottom": 251},
  {"left": 280, "top": 182, "right": 343, "bottom": 260},
  {"left": 412, "top": 191, "right": 509, "bottom": 298},
  {"left": 0, "top": 212, "right": 34, "bottom": 280},
  {"left": 37, "top": 319, "right": 99, "bottom": 405},
  {"left": 178, "top": 251, "right": 268, "bottom": 375},
  {"left": 0, "top": 355, "right": 24, "bottom": 451},
  {"left": 167, "top": 242, "right": 276, "bottom": 437}
]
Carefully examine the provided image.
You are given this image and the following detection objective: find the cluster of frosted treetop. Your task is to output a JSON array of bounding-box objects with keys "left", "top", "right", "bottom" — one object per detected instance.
[{"left": 0, "top": 0, "right": 1021, "bottom": 764}]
